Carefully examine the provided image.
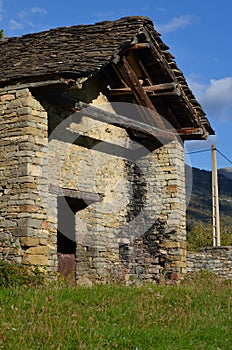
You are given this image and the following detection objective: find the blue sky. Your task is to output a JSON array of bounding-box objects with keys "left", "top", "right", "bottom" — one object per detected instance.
[{"left": 1, "top": 0, "right": 232, "bottom": 170}]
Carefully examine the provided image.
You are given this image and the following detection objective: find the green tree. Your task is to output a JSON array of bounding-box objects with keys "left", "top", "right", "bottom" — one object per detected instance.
[{"left": 0, "top": 30, "right": 4, "bottom": 39}]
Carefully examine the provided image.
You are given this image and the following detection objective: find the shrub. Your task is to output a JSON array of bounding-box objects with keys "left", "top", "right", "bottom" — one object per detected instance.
[{"left": 0, "top": 260, "right": 46, "bottom": 287}]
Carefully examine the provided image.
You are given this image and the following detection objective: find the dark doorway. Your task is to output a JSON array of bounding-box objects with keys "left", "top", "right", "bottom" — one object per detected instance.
[
  {"left": 57, "top": 196, "right": 87, "bottom": 285},
  {"left": 57, "top": 196, "right": 76, "bottom": 285}
]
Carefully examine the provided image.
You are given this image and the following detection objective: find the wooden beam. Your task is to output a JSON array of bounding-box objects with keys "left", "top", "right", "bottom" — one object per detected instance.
[
  {"left": 166, "top": 106, "right": 182, "bottom": 129},
  {"left": 108, "top": 82, "right": 180, "bottom": 96},
  {"left": 0, "top": 78, "right": 69, "bottom": 91},
  {"left": 137, "top": 58, "right": 153, "bottom": 86},
  {"left": 176, "top": 127, "right": 204, "bottom": 136},
  {"left": 149, "top": 42, "right": 204, "bottom": 128},
  {"left": 43, "top": 90, "right": 174, "bottom": 142},
  {"left": 115, "top": 56, "right": 166, "bottom": 130},
  {"left": 119, "top": 56, "right": 155, "bottom": 111},
  {"left": 107, "top": 87, "right": 133, "bottom": 95},
  {"left": 148, "top": 90, "right": 181, "bottom": 97},
  {"left": 49, "top": 184, "right": 102, "bottom": 203},
  {"left": 126, "top": 43, "right": 150, "bottom": 51},
  {"left": 143, "top": 82, "right": 177, "bottom": 92},
  {"left": 111, "top": 63, "right": 128, "bottom": 88},
  {"left": 74, "top": 101, "right": 174, "bottom": 142}
]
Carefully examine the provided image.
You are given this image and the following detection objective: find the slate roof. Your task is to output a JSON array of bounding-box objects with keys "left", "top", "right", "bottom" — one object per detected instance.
[
  {"left": 0, "top": 16, "right": 213, "bottom": 135},
  {"left": 0, "top": 17, "right": 154, "bottom": 84}
]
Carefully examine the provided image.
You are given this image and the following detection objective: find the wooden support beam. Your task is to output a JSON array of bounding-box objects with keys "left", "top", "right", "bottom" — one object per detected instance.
[
  {"left": 114, "top": 56, "right": 166, "bottom": 130},
  {"left": 166, "top": 106, "right": 182, "bottom": 129},
  {"left": 137, "top": 58, "right": 153, "bottom": 86},
  {"left": 74, "top": 101, "right": 174, "bottom": 142},
  {"left": 0, "top": 78, "right": 70, "bottom": 91},
  {"left": 126, "top": 43, "right": 150, "bottom": 51},
  {"left": 107, "top": 87, "right": 133, "bottom": 95},
  {"left": 119, "top": 56, "right": 155, "bottom": 111},
  {"left": 43, "top": 91, "right": 174, "bottom": 142},
  {"left": 148, "top": 90, "right": 181, "bottom": 97},
  {"left": 143, "top": 82, "right": 177, "bottom": 92},
  {"left": 175, "top": 127, "right": 204, "bottom": 136},
  {"left": 49, "top": 184, "right": 102, "bottom": 203},
  {"left": 111, "top": 63, "right": 128, "bottom": 88},
  {"left": 108, "top": 82, "right": 180, "bottom": 97}
]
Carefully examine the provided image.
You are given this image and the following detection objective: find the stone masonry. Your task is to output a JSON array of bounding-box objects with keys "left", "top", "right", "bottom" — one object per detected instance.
[
  {"left": 0, "top": 87, "right": 49, "bottom": 266},
  {"left": 0, "top": 82, "right": 186, "bottom": 284},
  {"left": 0, "top": 17, "right": 214, "bottom": 284},
  {"left": 187, "top": 247, "right": 232, "bottom": 280}
]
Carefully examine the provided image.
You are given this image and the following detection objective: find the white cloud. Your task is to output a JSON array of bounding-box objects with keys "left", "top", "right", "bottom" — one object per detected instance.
[
  {"left": 157, "top": 15, "right": 193, "bottom": 34},
  {"left": 9, "top": 19, "right": 24, "bottom": 32},
  {"left": 188, "top": 77, "right": 232, "bottom": 121},
  {"left": 17, "top": 7, "right": 47, "bottom": 22},
  {"left": 8, "top": 6, "right": 47, "bottom": 33},
  {"left": 17, "top": 10, "right": 28, "bottom": 21},
  {"left": 31, "top": 7, "right": 47, "bottom": 15}
]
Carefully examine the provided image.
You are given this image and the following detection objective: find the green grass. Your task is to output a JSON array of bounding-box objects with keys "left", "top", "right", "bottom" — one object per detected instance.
[{"left": 0, "top": 272, "right": 232, "bottom": 350}]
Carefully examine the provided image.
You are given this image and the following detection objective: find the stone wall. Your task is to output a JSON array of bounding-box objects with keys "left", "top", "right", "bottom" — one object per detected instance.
[
  {"left": 44, "top": 89, "right": 186, "bottom": 282},
  {"left": 0, "top": 79, "right": 187, "bottom": 283},
  {"left": 187, "top": 247, "right": 232, "bottom": 279},
  {"left": 118, "top": 140, "right": 186, "bottom": 283},
  {"left": 0, "top": 87, "right": 49, "bottom": 266}
]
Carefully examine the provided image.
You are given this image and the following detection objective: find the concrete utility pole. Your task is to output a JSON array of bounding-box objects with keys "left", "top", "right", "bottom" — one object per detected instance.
[{"left": 211, "top": 144, "right": 221, "bottom": 246}]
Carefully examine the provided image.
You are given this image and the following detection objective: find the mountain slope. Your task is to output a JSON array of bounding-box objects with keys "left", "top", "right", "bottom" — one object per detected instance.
[{"left": 186, "top": 166, "right": 232, "bottom": 249}]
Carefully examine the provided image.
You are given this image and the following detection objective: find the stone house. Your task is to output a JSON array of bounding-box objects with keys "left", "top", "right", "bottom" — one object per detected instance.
[{"left": 0, "top": 16, "right": 213, "bottom": 284}]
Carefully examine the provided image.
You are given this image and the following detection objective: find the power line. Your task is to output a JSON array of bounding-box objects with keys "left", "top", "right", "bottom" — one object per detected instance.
[
  {"left": 216, "top": 148, "right": 232, "bottom": 166},
  {"left": 185, "top": 148, "right": 211, "bottom": 155},
  {"left": 185, "top": 147, "right": 232, "bottom": 166}
]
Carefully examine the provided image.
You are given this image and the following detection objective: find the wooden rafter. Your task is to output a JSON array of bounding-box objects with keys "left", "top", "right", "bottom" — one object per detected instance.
[
  {"left": 108, "top": 82, "right": 180, "bottom": 97},
  {"left": 166, "top": 106, "right": 182, "bottom": 129},
  {"left": 146, "top": 35, "right": 204, "bottom": 128},
  {"left": 111, "top": 63, "right": 128, "bottom": 88},
  {"left": 176, "top": 127, "right": 205, "bottom": 137},
  {"left": 126, "top": 43, "right": 150, "bottom": 51},
  {"left": 137, "top": 57, "right": 153, "bottom": 85},
  {"left": 114, "top": 55, "right": 166, "bottom": 129}
]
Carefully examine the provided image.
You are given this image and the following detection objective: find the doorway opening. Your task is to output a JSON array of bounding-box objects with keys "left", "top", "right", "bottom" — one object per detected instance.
[{"left": 57, "top": 196, "right": 87, "bottom": 285}]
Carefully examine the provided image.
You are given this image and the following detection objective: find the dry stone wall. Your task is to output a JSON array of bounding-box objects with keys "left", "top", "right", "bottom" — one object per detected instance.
[
  {"left": 0, "top": 81, "right": 187, "bottom": 283},
  {"left": 187, "top": 247, "right": 232, "bottom": 280},
  {"left": 44, "top": 87, "right": 186, "bottom": 283},
  {"left": 0, "top": 87, "right": 49, "bottom": 266},
  {"left": 120, "top": 140, "right": 186, "bottom": 283}
]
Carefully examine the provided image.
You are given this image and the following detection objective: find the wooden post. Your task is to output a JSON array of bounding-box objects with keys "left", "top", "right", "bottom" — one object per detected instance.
[{"left": 211, "top": 144, "right": 221, "bottom": 246}]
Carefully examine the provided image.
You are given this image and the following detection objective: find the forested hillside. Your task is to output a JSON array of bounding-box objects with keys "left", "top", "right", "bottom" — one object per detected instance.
[{"left": 186, "top": 166, "right": 232, "bottom": 250}]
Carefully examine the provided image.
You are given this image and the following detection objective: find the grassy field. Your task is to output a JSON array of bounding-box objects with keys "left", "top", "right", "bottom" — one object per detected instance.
[{"left": 0, "top": 272, "right": 232, "bottom": 350}]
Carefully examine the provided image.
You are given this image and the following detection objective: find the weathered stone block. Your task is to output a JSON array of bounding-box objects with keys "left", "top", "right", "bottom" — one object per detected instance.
[
  {"left": 25, "top": 246, "right": 48, "bottom": 255},
  {"left": 0, "top": 94, "right": 15, "bottom": 102},
  {"left": 23, "top": 254, "right": 48, "bottom": 265},
  {"left": 20, "top": 237, "right": 39, "bottom": 247}
]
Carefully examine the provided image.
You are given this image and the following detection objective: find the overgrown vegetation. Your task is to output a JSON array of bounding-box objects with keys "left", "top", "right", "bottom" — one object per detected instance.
[
  {"left": 187, "top": 217, "right": 232, "bottom": 251},
  {"left": 0, "top": 270, "right": 231, "bottom": 349},
  {"left": 0, "top": 260, "right": 46, "bottom": 288},
  {"left": 186, "top": 166, "right": 232, "bottom": 250}
]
